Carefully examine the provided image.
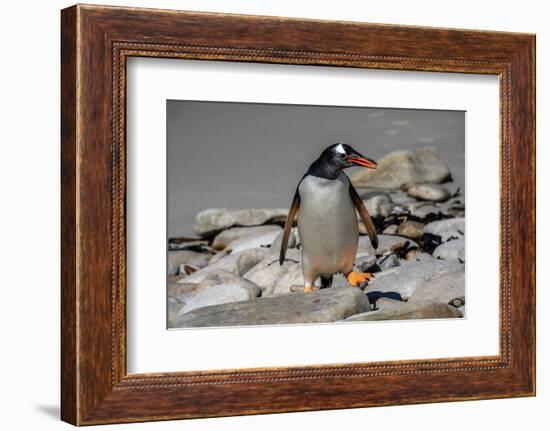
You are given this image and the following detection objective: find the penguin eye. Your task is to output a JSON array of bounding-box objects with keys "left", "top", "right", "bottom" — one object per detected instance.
[{"left": 339, "top": 152, "right": 347, "bottom": 159}]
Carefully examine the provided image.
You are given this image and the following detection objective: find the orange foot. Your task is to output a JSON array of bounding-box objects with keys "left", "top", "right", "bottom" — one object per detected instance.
[
  {"left": 346, "top": 271, "right": 374, "bottom": 287},
  {"left": 303, "top": 285, "right": 314, "bottom": 293}
]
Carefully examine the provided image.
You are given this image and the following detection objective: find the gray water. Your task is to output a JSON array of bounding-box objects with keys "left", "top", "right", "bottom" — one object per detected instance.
[{"left": 167, "top": 100, "right": 465, "bottom": 238}]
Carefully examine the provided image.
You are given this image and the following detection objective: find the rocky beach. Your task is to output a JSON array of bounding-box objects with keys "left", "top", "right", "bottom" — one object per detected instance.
[{"left": 167, "top": 147, "right": 465, "bottom": 328}]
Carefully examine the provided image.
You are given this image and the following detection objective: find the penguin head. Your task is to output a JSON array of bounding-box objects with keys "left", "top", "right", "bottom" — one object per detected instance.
[
  {"left": 328, "top": 143, "right": 377, "bottom": 170},
  {"left": 308, "top": 143, "right": 377, "bottom": 179}
]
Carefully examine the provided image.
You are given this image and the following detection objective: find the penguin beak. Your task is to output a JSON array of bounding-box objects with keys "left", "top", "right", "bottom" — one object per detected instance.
[{"left": 347, "top": 152, "right": 377, "bottom": 169}]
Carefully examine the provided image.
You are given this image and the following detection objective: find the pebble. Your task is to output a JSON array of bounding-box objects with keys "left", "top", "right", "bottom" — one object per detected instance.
[{"left": 407, "top": 183, "right": 452, "bottom": 202}]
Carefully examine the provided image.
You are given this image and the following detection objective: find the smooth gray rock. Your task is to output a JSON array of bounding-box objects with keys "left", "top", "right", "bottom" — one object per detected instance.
[
  {"left": 173, "top": 270, "right": 261, "bottom": 300},
  {"left": 229, "top": 230, "right": 282, "bottom": 253},
  {"left": 236, "top": 248, "right": 271, "bottom": 275},
  {"left": 181, "top": 248, "right": 270, "bottom": 283},
  {"left": 397, "top": 220, "right": 425, "bottom": 239},
  {"left": 268, "top": 268, "right": 304, "bottom": 296},
  {"left": 346, "top": 298, "right": 462, "bottom": 321},
  {"left": 408, "top": 270, "right": 465, "bottom": 305},
  {"left": 193, "top": 208, "right": 288, "bottom": 237},
  {"left": 173, "top": 287, "right": 371, "bottom": 327},
  {"left": 168, "top": 281, "right": 199, "bottom": 298},
  {"left": 212, "top": 225, "right": 281, "bottom": 250},
  {"left": 358, "top": 234, "right": 419, "bottom": 256},
  {"left": 407, "top": 183, "right": 452, "bottom": 202},
  {"left": 388, "top": 191, "right": 418, "bottom": 205},
  {"left": 433, "top": 237, "right": 466, "bottom": 262},
  {"left": 350, "top": 147, "right": 451, "bottom": 189},
  {"left": 364, "top": 194, "right": 393, "bottom": 217},
  {"left": 178, "top": 280, "right": 261, "bottom": 315},
  {"left": 424, "top": 217, "right": 465, "bottom": 242},
  {"left": 167, "top": 250, "right": 211, "bottom": 276},
  {"left": 245, "top": 249, "right": 301, "bottom": 294},
  {"left": 365, "top": 257, "right": 463, "bottom": 300},
  {"left": 271, "top": 227, "right": 298, "bottom": 252}
]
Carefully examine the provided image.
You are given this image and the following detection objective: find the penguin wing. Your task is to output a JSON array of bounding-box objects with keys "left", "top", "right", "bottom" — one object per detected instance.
[
  {"left": 279, "top": 190, "right": 301, "bottom": 265},
  {"left": 349, "top": 183, "right": 379, "bottom": 249}
]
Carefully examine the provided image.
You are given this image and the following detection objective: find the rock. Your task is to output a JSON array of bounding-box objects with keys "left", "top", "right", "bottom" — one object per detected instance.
[
  {"left": 408, "top": 203, "right": 442, "bottom": 218},
  {"left": 268, "top": 268, "right": 304, "bottom": 296},
  {"left": 199, "top": 271, "right": 260, "bottom": 296},
  {"left": 173, "top": 287, "right": 371, "bottom": 327},
  {"left": 212, "top": 225, "right": 281, "bottom": 250},
  {"left": 364, "top": 194, "right": 393, "bottom": 217},
  {"left": 397, "top": 220, "right": 425, "bottom": 239},
  {"left": 388, "top": 191, "right": 418, "bottom": 205},
  {"left": 355, "top": 255, "right": 377, "bottom": 272},
  {"left": 208, "top": 249, "right": 230, "bottom": 265},
  {"left": 433, "top": 237, "right": 466, "bottom": 262},
  {"left": 229, "top": 229, "right": 282, "bottom": 253},
  {"left": 179, "top": 264, "right": 199, "bottom": 275},
  {"left": 167, "top": 250, "right": 211, "bottom": 276},
  {"left": 346, "top": 298, "right": 462, "bottom": 321},
  {"left": 167, "top": 297, "right": 183, "bottom": 327},
  {"left": 408, "top": 270, "right": 465, "bottom": 305},
  {"left": 350, "top": 147, "right": 451, "bottom": 189},
  {"left": 365, "top": 257, "right": 463, "bottom": 300},
  {"left": 178, "top": 280, "right": 261, "bottom": 315},
  {"left": 406, "top": 183, "right": 451, "bottom": 202},
  {"left": 450, "top": 298, "right": 465, "bottom": 307},
  {"left": 245, "top": 249, "right": 301, "bottom": 294},
  {"left": 357, "top": 234, "right": 419, "bottom": 256},
  {"left": 193, "top": 208, "right": 288, "bottom": 237},
  {"left": 378, "top": 253, "right": 400, "bottom": 270},
  {"left": 181, "top": 248, "right": 270, "bottom": 283},
  {"left": 424, "top": 217, "right": 465, "bottom": 242},
  {"left": 382, "top": 224, "right": 399, "bottom": 234},
  {"left": 169, "top": 281, "right": 199, "bottom": 298},
  {"left": 405, "top": 251, "right": 433, "bottom": 262},
  {"left": 271, "top": 228, "right": 298, "bottom": 252},
  {"left": 236, "top": 248, "right": 270, "bottom": 275}
]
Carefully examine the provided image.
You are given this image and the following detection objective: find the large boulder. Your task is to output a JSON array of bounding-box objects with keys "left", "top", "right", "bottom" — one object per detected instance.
[
  {"left": 173, "top": 287, "right": 371, "bottom": 328},
  {"left": 365, "top": 256, "right": 463, "bottom": 300},
  {"left": 346, "top": 298, "right": 463, "bottom": 321},
  {"left": 408, "top": 270, "right": 465, "bottom": 305},
  {"left": 193, "top": 208, "right": 288, "bottom": 237},
  {"left": 350, "top": 147, "right": 451, "bottom": 189}
]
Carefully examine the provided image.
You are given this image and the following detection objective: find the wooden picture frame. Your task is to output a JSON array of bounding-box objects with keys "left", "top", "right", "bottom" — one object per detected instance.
[{"left": 61, "top": 4, "right": 535, "bottom": 425}]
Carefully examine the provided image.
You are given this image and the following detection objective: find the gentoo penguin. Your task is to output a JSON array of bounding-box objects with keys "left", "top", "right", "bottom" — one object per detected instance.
[{"left": 279, "top": 143, "right": 379, "bottom": 292}]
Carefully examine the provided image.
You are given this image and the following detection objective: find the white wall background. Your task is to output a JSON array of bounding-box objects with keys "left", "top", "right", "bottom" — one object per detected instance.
[{"left": 0, "top": 1, "right": 545, "bottom": 429}]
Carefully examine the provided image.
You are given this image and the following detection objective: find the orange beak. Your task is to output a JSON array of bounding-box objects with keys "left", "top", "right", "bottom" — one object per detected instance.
[{"left": 347, "top": 155, "right": 377, "bottom": 169}]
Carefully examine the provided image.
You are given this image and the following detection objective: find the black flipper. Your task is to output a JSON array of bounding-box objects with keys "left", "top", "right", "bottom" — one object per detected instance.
[
  {"left": 349, "top": 182, "right": 379, "bottom": 249},
  {"left": 279, "top": 190, "right": 301, "bottom": 265}
]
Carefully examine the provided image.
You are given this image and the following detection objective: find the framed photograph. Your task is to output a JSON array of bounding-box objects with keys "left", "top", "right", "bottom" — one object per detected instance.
[{"left": 61, "top": 4, "right": 535, "bottom": 425}]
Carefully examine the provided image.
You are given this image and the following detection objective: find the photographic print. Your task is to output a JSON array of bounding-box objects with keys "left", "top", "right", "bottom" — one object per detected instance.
[{"left": 167, "top": 101, "right": 465, "bottom": 328}]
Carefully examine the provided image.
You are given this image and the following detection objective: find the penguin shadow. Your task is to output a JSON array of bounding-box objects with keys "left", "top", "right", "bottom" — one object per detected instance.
[{"left": 366, "top": 291, "right": 403, "bottom": 310}]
